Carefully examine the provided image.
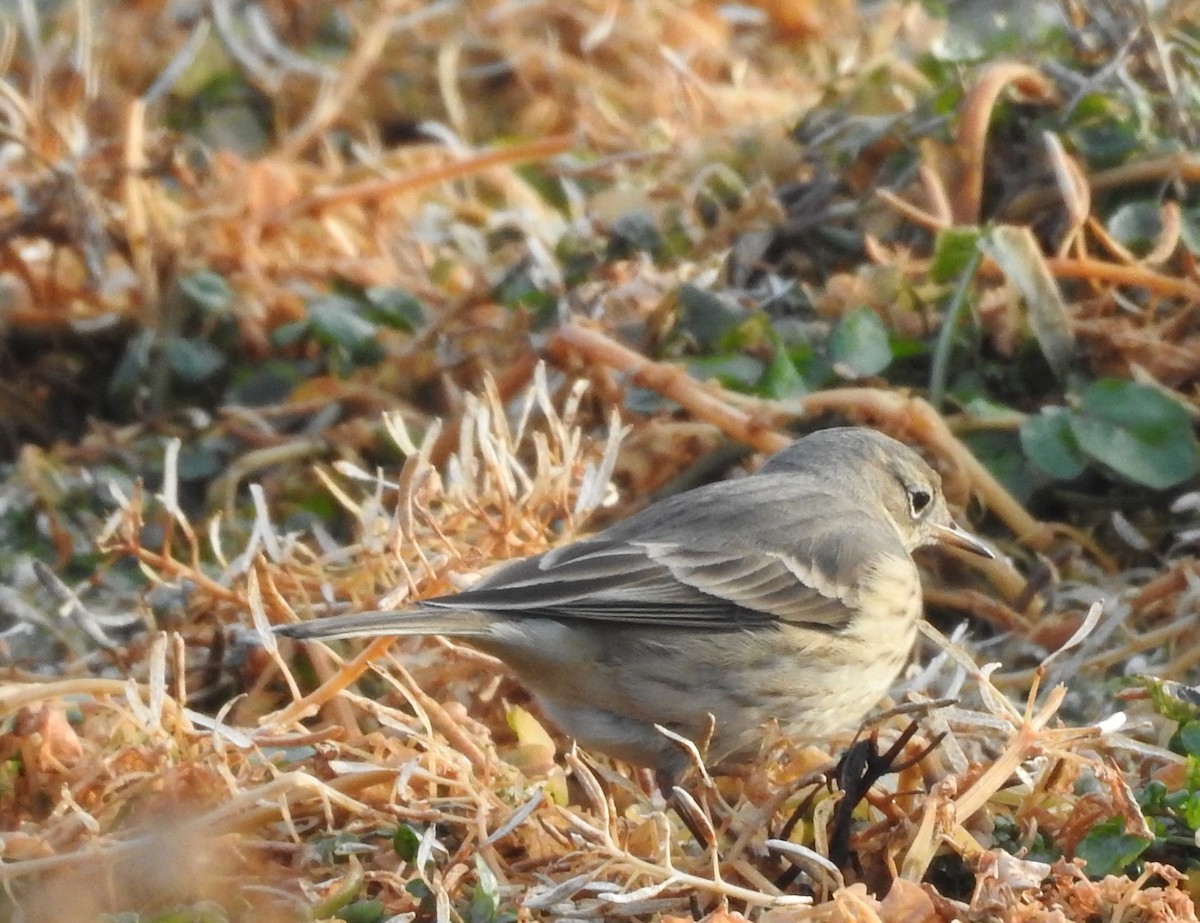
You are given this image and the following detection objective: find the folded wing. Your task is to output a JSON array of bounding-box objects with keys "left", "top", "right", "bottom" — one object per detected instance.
[{"left": 426, "top": 537, "right": 862, "bottom": 631}]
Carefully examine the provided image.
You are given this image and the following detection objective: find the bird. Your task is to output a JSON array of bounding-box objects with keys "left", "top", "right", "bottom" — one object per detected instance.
[{"left": 275, "top": 427, "right": 993, "bottom": 785}]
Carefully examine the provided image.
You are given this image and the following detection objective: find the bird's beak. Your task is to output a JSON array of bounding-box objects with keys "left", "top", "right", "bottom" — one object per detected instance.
[{"left": 934, "top": 522, "right": 995, "bottom": 558}]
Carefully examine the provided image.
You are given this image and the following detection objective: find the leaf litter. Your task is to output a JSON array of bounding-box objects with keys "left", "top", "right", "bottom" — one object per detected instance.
[{"left": 3, "top": 1, "right": 1200, "bottom": 921}]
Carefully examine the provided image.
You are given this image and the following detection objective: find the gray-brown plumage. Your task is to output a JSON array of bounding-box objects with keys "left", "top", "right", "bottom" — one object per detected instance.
[{"left": 275, "top": 427, "right": 992, "bottom": 779}]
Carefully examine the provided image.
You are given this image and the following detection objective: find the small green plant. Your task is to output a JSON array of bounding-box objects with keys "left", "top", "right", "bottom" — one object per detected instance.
[{"left": 1021, "top": 380, "right": 1200, "bottom": 489}]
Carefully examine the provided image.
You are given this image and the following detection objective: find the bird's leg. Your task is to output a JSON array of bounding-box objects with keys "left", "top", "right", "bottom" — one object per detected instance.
[
  {"left": 825, "top": 733, "right": 883, "bottom": 875},
  {"left": 827, "top": 721, "right": 944, "bottom": 870},
  {"left": 774, "top": 722, "right": 945, "bottom": 891}
]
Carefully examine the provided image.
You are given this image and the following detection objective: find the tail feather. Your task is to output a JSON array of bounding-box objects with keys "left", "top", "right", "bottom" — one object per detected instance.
[{"left": 273, "top": 604, "right": 491, "bottom": 642}]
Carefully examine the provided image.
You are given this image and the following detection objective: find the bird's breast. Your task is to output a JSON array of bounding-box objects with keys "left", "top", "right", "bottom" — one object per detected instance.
[{"left": 847, "top": 553, "right": 923, "bottom": 634}]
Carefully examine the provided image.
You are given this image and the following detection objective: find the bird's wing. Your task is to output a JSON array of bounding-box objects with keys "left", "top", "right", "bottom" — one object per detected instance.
[{"left": 425, "top": 531, "right": 890, "bottom": 631}]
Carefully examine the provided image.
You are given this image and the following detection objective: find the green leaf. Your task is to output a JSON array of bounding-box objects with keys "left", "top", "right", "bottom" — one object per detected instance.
[
  {"left": 467, "top": 888, "right": 496, "bottom": 923},
  {"left": 338, "top": 899, "right": 384, "bottom": 923},
  {"left": 929, "top": 241, "right": 982, "bottom": 407},
  {"left": 1180, "top": 206, "right": 1200, "bottom": 255},
  {"left": 1184, "top": 792, "right": 1200, "bottom": 830},
  {"left": 178, "top": 270, "right": 233, "bottom": 314},
  {"left": 407, "top": 880, "right": 432, "bottom": 900},
  {"left": 108, "top": 330, "right": 154, "bottom": 401},
  {"left": 1020, "top": 407, "right": 1087, "bottom": 479},
  {"left": 312, "top": 832, "right": 366, "bottom": 865},
  {"left": 494, "top": 264, "right": 554, "bottom": 315},
  {"left": 363, "top": 286, "right": 425, "bottom": 331},
  {"left": 980, "top": 226, "right": 1076, "bottom": 386},
  {"left": 164, "top": 337, "right": 226, "bottom": 384},
  {"left": 1179, "top": 722, "right": 1200, "bottom": 759},
  {"left": 962, "top": 396, "right": 1021, "bottom": 418},
  {"left": 1069, "top": 92, "right": 1115, "bottom": 122},
  {"left": 786, "top": 343, "right": 833, "bottom": 390},
  {"left": 1181, "top": 207, "right": 1200, "bottom": 256},
  {"left": 1137, "top": 780, "right": 1167, "bottom": 815},
  {"left": 177, "top": 444, "right": 226, "bottom": 481},
  {"left": 271, "top": 319, "right": 310, "bottom": 348},
  {"left": 607, "top": 210, "right": 662, "bottom": 257},
  {"left": 930, "top": 227, "right": 982, "bottom": 283},
  {"left": 1068, "top": 117, "right": 1140, "bottom": 167},
  {"left": 393, "top": 824, "right": 422, "bottom": 862},
  {"left": 889, "top": 335, "right": 930, "bottom": 360},
  {"left": 686, "top": 354, "right": 763, "bottom": 391},
  {"left": 1074, "top": 817, "right": 1151, "bottom": 878},
  {"left": 1069, "top": 379, "right": 1199, "bottom": 489},
  {"left": 961, "top": 430, "right": 1039, "bottom": 505},
  {"left": 1106, "top": 202, "right": 1163, "bottom": 256},
  {"left": 925, "top": 75, "right": 963, "bottom": 116},
  {"left": 760, "top": 345, "right": 807, "bottom": 398},
  {"left": 828, "top": 308, "right": 892, "bottom": 378},
  {"left": 226, "top": 359, "right": 305, "bottom": 405},
  {"left": 308, "top": 294, "right": 381, "bottom": 362},
  {"left": 1125, "top": 674, "right": 1200, "bottom": 723},
  {"left": 475, "top": 853, "right": 499, "bottom": 895},
  {"left": 131, "top": 909, "right": 230, "bottom": 923},
  {"left": 467, "top": 854, "right": 501, "bottom": 923},
  {"left": 677, "top": 284, "right": 742, "bottom": 352}
]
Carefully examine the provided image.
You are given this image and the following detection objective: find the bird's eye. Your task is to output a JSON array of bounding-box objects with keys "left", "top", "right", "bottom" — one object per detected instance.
[{"left": 909, "top": 488, "right": 932, "bottom": 517}]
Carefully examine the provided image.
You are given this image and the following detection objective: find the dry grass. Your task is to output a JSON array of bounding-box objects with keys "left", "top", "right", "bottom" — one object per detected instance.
[
  {"left": 3, "top": 1, "right": 1200, "bottom": 920},
  {"left": 0, "top": 367, "right": 1186, "bottom": 922}
]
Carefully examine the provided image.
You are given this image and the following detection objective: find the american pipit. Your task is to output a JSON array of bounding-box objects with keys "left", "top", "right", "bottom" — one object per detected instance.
[{"left": 276, "top": 427, "right": 993, "bottom": 782}]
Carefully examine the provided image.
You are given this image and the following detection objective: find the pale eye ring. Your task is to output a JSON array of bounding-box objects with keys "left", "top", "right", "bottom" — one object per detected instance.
[{"left": 909, "top": 488, "right": 932, "bottom": 517}]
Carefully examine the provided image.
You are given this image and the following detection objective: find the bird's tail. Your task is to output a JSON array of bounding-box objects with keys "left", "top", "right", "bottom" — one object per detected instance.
[{"left": 273, "top": 604, "right": 492, "bottom": 642}]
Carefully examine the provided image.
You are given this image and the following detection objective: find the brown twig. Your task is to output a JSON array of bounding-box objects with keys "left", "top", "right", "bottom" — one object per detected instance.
[
  {"left": 1003, "top": 151, "right": 1200, "bottom": 223},
  {"left": 282, "top": 134, "right": 575, "bottom": 218},
  {"left": 1131, "top": 559, "right": 1200, "bottom": 614},
  {"left": 1041, "top": 255, "right": 1200, "bottom": 300},
  {"left": 390, "top": 661, "right": 491, "bottom": 774},
  {"left": 545, "top": 323, "right": 788, "bottom": 454},
  {"left": 924, "top": 587, "right": 1034, "bottom": 635},
  {"left": 273, "top": 635, "right": 396, "bottom": 727},
  {"left": 1091, "top": 151, "right": 1200, "bottom": 191},
  {"left": 952, "top": 64, "right": 1057, "bottom": 225}
]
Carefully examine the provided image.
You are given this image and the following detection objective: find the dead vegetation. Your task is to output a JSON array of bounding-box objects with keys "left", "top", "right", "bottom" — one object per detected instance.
[{"left": 3, "top": 1, "right": 1200, "bottom": 920}]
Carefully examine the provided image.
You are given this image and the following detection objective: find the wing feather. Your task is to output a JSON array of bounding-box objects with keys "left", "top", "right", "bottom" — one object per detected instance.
[
  {"left": 429, "top": 543, "right": 860, "bottom": 632},
  {"left": 424, "top": 479, "right": 913, "bottom": 633}
]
